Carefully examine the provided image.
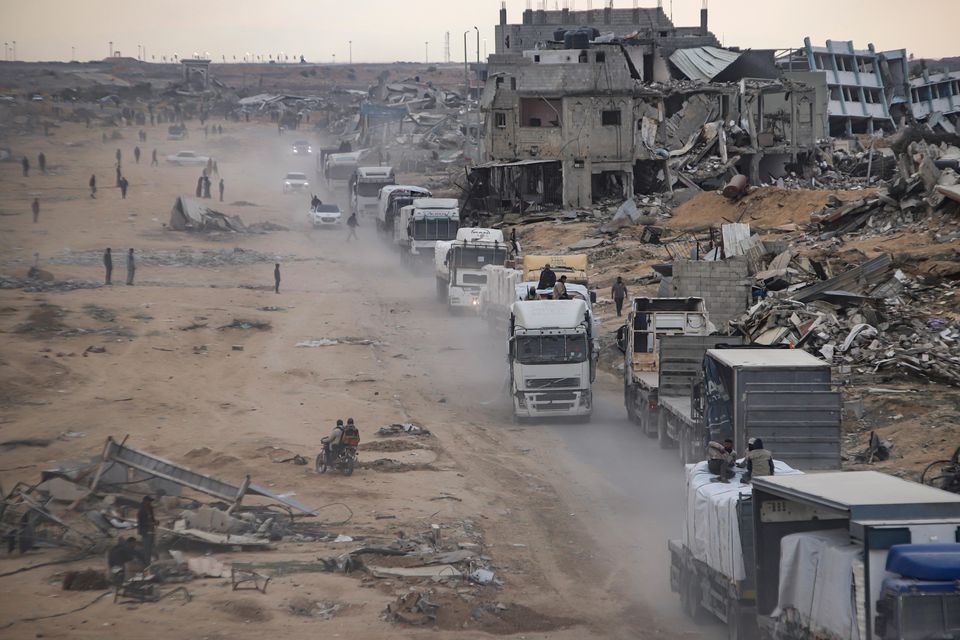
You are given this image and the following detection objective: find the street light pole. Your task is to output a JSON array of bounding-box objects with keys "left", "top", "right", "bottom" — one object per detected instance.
[
  {"left": 425, "top": 41, "right": 429, "bottom": 64},
  {"left": 108, "top": 41, "right": 112, "bottom": 59},
  {"left": 349, "top": 40, "right": 352, "bottom": 65}
]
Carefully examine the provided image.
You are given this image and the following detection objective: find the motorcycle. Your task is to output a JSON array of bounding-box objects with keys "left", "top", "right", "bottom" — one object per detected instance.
[{"left": 316, "top": 439, "right": 359, "bottom": 476}]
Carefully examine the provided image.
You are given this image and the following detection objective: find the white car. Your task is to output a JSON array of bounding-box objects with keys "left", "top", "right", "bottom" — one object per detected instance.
[
  {"left": 166, "top": 150, "right": 210, "bottom": 166},
  {"left": 309, "top": 203, "right": 342, "bottom": 228},
  {"left": 283, "top": 172, "right": 310, "bottom": 193},
  {"left": 292, "top": 140, "right": 312, "bottom": 155}
]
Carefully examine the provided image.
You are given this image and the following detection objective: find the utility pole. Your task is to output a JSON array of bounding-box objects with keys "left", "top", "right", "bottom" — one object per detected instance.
[
  {"left": 12, "top": 41, "right": 16, "bottom": 61},
  {"left": 348, "top": 40, "right": 352, "bottom": 65},
  {"left": 108, "top": 41, "right": 113, "bottom": 58},
  {"left": 444, "top": 32, "right": 451, "bottom": 64},
  {"left": 425, "top": 41, "right": 429, "bottom": 64},
  {"left": 463, "top": 30, "right": 470, "bottom": 162},
  {"left": 71, "top": 46, "right": 75, "bottom": 61}
]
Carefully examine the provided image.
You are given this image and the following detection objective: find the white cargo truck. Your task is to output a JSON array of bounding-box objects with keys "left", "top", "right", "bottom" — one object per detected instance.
[
  {"left": 395, "top": 198, "right": 460, "bottom": 267},
  {"left": 350, "top": 166, "right": 395, "bottom": 219},
  {"left": 507, "top": 299, "right": 596, "bottom": 421},
  {"left": 376, "top": 185, "right": 432, "bottom": 238},
  {"left": 434, "top": 228, "right": 512, "bottom": 310}
]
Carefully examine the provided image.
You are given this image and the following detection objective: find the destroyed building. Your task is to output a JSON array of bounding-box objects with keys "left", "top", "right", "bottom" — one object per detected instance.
[
  {"left": 494, "top": 2, "right": 719, "bottom": 83},
  {"left": 476, "top": 40, "right": 824, "bottom": 211},
  {"left": 910, "top": 69, "right": 960, "bottom": 132},
  {"left": 777, "top": 38, "right": 910, "bottom": 135}
]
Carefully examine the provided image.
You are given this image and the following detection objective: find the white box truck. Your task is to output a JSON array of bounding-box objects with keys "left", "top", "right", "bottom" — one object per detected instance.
[
  {"left": 350, "top": 166, "right": 396, "bottom": 219},
  {"left": 434, "top": 228, "right": 512, "bottom": 310},
  {"left": 395, "top": 198, "right": 460, "bottom": 268},
  {"left": 376, "top": 185, "right": 432, "bottom": 237}
]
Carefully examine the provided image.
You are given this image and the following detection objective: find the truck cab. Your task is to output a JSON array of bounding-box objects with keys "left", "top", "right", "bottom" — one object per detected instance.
[
  {"left": 618, "top": 297, "right": 709, "bottom": 435},
  {"left": 434, "top": 228, "right": 511, "bottom": 310},
  {"left": 395, "top": 198, "right": 460, "bottom": 267},
  {"left": 351, "top": 166, "right": 395, "bottom": 218},
  {"left": 508, "top": 299, "right": 596, "bottom": 421},
  {"left": 377, "top": 185, "right": 432, "bottom": 237}
]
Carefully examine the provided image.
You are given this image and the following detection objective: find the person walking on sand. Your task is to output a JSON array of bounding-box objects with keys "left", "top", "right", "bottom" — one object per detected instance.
[
  {"left": 115, "top": 165, "right": 122, "bottom": 187},
  {"left": 115, "top": 148, "right": 122, "bottom": 167},
  {"left": 202, "top": 175, "right": 211, "bottom": 199},
  {"left": 126, "top": 248, "right": 136, "bottom": 285},
  {"left": 134, "top": 146, "right": 141, "bottom": 164},
  {"left": 103, "top": 248, "right": 113, "bottom": 285},
  {"left": 346, "top": 212, "right": 359, "bottom": 242},
  {"left": 218, "top": 178, "right": 224, "bottom": 202},
  {"left": 38, "top": 152, "right": 46, "bottom": 174},
  {"left": 31, "top": 198, "right": 39, "bottom": 223},
  {"left": 119, "top": 176, "right": 129, "bottom": 199},
  {"left": 195, "top": 176, "right": 203, "bottom": 198},
  {"left": 151, "top": 149, "right": 158, "bottom": 167},
  {"left": 611, "top": 276, "right": 629, "bottom": 317},
  {"left": 89, "top": 174, "right": 97, "bottom": 198},
  {"left": 274, "top": 263, "right": 281, "bottom": 294},
  {"left": 21, "top": 156, "right": 29, "bottom": 177}
]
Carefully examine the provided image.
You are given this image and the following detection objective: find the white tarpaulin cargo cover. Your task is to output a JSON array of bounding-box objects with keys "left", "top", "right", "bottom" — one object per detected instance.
[
  {"left": 774, "top": 530, "right": 863, "bottom": 640},
  {"left": 684, "top": 460, "right": 801, "bottom": 581}
]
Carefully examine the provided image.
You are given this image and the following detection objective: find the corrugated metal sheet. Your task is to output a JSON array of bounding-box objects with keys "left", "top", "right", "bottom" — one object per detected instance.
[{"left": 669, "top": 46, "right": 742, "bottom": 82}]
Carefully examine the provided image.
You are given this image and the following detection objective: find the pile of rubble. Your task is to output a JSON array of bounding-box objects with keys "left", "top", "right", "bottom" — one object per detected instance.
[{"left": 730, "top": 250, "right": 960, "bottom": 387}]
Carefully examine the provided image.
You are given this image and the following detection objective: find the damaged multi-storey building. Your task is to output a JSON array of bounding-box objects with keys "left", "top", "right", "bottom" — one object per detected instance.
[{"left": 473, "top": 8, "right": 824, "bottom": 212}]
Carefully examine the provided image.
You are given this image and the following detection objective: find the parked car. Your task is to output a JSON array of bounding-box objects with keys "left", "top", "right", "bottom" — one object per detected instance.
[
  {"left": 308, "top": 203, "right": 343, "bottom": 228},
  {"left": 292, "top": 139, "right": 312, "bottom": 155},
  {"left": 166, "top": 150, "right": 209, "bottom": 166},
  {"left": 283, "top": 172, "right": 310, "bottom": 193}
]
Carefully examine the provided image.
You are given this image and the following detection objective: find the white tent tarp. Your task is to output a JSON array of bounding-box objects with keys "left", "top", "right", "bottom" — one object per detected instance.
[
  {"left": 683, "top": 460, "right": 801, "bottom": 581},
  {"left": 774, "top": 530, "right": 863, "bottom": 640}
]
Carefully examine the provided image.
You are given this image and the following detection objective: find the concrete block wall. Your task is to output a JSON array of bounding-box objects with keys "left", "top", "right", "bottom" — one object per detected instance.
[{"left": 671, "top": 258, "right": 750, "bottom": 328}]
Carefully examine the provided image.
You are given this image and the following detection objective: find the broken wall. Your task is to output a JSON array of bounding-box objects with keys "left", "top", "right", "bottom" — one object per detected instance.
[{"left": 672, "top": 257, "right": 750, "bottom": 327}]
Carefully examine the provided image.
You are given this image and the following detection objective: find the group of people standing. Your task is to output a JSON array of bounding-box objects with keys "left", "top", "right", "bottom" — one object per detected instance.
[{"left": 103, "top": 247, "right": 137, "bottom": 285}]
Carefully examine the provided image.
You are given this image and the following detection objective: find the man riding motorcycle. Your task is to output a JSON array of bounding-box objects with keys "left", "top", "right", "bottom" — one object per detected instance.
[{"left": 322, "top": 419, "right": 345, "bottom": 465}]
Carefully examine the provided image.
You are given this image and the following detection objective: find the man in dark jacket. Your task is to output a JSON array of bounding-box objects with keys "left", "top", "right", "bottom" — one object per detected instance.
[
  {"left": 137, "top": 496, "right": 157, "bottom": 564},
  {"left": 32, "top": 198, "right": 40, "bottom": 223},
  {"left": 537, "top": 264, "right": 556, "bottom": 291},
  {"left": 274, "top": 263, "right": 281, "bottom": 294},
  {"left": 103, "top": 248, "right": 113, "bottom": 284},
  {"left": 611, "top": 276, "right": 628, "bottom": 317},
  {"left": 89, "top": 174, "right": 97, "bottom": 198}
]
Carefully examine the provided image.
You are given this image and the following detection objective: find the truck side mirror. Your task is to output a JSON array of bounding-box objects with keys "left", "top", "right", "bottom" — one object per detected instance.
[
  {"left": 616, "top": 325, "right": 627, "bottom": 353},
  {"left": 508, "top": 337, "right": 515, "bottom": 359},
  {"left": 590, "top": 291, "right": 597, "bottom": 304}
]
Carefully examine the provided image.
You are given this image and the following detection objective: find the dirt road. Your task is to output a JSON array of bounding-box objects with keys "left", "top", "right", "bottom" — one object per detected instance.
[{"left": 0, "top": 121, "right": 718, "bottom": 639}]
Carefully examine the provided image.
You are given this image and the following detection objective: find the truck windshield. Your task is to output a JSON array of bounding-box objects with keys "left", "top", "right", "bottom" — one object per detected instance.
[
  {"left": 412, "top": 218, "right": 459, "bottom": 240},
  {"left": 450, "top": 245, "right": 509, "bottom": 269},
  {"left": 515, "top": 335, "right": 587, "bottom": 365},
  {"left": 357, "top": 182, "right": 388, "bottom": 197}
]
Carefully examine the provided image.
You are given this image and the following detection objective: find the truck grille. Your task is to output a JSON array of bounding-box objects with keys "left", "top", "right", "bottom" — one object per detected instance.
[{"left": 525, "top": 378, "right": 580, "bottom": 390}]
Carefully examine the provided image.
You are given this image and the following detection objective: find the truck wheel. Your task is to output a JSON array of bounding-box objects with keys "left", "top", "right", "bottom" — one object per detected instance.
[
  {"left": 625, "top": 390, "right": 638, "bottom": 424},
  {"left": 658, "top": 415, "right": 673, "bottom": 449},
  {"left": 682, "top": 572, "right": 707, "bottom": 623}
]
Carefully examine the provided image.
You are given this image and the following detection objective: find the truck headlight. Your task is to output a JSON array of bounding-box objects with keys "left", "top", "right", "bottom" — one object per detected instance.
[{"left": 284, "top": 181, "right": 291, "bottom": 185}]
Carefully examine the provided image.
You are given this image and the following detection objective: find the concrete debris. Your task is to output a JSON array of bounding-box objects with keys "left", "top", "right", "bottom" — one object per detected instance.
[
  {"left": 295, "top": 337, "right": 377, "bottom": 347},
  {"left": 376, "top": 423, "right": 431, "bottom": 436}
]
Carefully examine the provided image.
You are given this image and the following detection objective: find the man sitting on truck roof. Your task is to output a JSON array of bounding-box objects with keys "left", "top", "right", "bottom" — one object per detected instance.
[
  {"left": 707, "top": 439, "right": 736, "bottom": 483},
  {"left": 537, "top": 264, "right": 556, "bottom": 291},
  {"left": 740, "top": 437, "right": 774, "bottom": 483}
]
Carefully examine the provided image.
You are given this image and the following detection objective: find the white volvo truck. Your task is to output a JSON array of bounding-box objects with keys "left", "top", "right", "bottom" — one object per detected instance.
[
  {"left": 508, "top": 299, "right": 596, "bottom": 422},
  {"left": 395, "top": 198, "right": 460, "bottom": 267},
  {"left": 434, "top": 228, "right": 513, "bottom": 310}
]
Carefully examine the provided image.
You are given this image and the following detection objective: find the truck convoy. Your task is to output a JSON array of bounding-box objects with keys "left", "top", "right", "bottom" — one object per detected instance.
[
  {"left": 619, "top": 297, "right": 711, "bottom": 437},
  {"left": 395, "top": 198, "right": 460, "bottom": 267},
  {"left": 434, "top": 228, "right": 512, "bottom": 310},
  {"left": 671, "top": 466, "right": 960, "bottom": 640},
  {"left": 507, "top": 299, "right": 597, "bottom": 421},
  {"left": 376, "top": 185, "right": 432, "bottom": 237},
  {"left": 350, "top": 166, "right": 396, "bottom": 218}
]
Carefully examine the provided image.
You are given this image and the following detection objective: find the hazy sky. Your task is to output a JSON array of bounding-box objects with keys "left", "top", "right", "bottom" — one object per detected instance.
[{"left": 1, "top": 0, "right": 958, "bottom": 63}]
